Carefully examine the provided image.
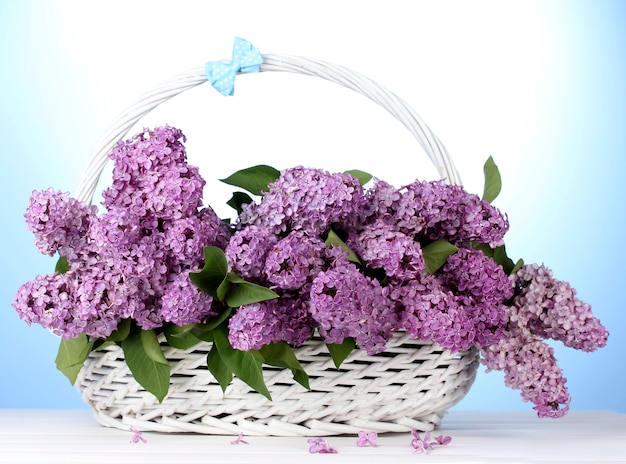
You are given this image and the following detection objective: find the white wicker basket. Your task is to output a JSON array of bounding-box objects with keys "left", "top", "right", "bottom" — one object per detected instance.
[{"left": 73, "top": 52, "right": 478, "bottom": 436}]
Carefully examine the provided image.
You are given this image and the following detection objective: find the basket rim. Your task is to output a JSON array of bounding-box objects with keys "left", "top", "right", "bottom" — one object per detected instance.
[{"left": 73, "top": 52, "right": 461, "bottom": 205}]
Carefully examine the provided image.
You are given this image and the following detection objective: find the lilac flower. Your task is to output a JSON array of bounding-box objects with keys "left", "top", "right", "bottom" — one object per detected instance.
[
  {"left": 164, "top": 207, "right": 231, "bottom": 268},
  {"left": 263, "top": 231, "right": 326, "bottom": 290},
  {"left": 511, "top": 264, "right": 609, "bottom": 352},
  {"left": 410, "top": 431, "right": 435, "bottom": 454},
  {"left": 129, "top": 426, "right": 147, "bottom": 444},
  {"left": 480, "top": 322, "right": 572, "bottom": 418},
  {"left": 434, "top": 434, "right": 452, "bottom": 445},
  {"left": 410, "top": 430, "right": 452, "bottom": 453},
  {"left": 398, "top": 180, "right": 508, "bottom": 246},
  {"left": 308, "top": 438, "right": 337, "bottom": 454},
  {"left": 230, "top": 433, "right": 249, "bottom": 445},
  {"left": 356, "top": 431, "right": 378, "bottom": 447},
  {"left": 225, "top": 226, "right": 277, "bottom": 281},
  {"left": 228, "top": 296, "right": 315, "bottom": 351},
  {"left": 391, "top": 273, "right": 475, "bottom": 353},
  {"left": 239, "top": 166, "right": 364, "bottom": 235},
  {"left": 348, "top": 219, "right": 425, "bottom": 281},
  {"left": 309, "top": 260, "right": 397, "bottom": 355},
  {"left": 24, "top": 188, "right": 96, "bottom": 258},
  {"left": 161, "top": 271, "right": 218, "bottom": 326},
  {"left": 103, "top": 126, "right": 205, "bottom": 221},
  {"left": 439, "top": 246, "right": 513, "bottom": 347}
]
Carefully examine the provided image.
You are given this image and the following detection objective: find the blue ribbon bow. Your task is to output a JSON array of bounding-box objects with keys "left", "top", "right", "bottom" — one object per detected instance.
[{"left": 205, "top": 38, "right": 263, "bottom": 96}]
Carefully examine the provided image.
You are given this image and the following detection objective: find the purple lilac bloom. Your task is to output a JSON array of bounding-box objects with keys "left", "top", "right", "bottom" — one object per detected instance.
[
  {"left": 161, "top": 271, "right": 218, "bottom": 325},
  {"left": 397, "top": 180, "right": 508, "bottom": 246},
  {"left": 228, "top": 296, "right": 315, "bottom": 351},
  {"left": 263, "top": 230, "right": 326, "bottom": 290},
  {"left": 439, "top": 247, "right": 513, "bottom": 347},
  {"left": 510, "top": 264, "right": 609, "bottom": 352},
  {"left": 14, "top": 126, "right": 228, "bottom": 338},
  {"left": 238, "top": 166, "right": 364, "bottom": 236},
  {"left": 480, "top": 330, "right": 571, "bottom": 418},
  {"left": 348, "top": 219, "right": 425, "bottom": 281},
  {"left": 24, "top": 188, "right": 97, "bottom": 258},
  {"left": 309, "top": 260, "right": 397, "bottom": 355},
  {"left": 102, "top": 126, "right": 205, "bottom": 221},
  {"left": 390, "top": 273, "right": 475, "bottom": 352},
  {"left": 359, "top": 179, "right": 404, "bottom": 227},
  {"left": 225, "top": 226, "right": 278, "bottom": 281},
  {"left": 164, "top": 207, "right": 231, "bottom": 269}
]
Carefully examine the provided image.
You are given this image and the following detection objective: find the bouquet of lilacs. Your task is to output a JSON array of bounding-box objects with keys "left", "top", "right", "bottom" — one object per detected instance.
[{"left": 13, "top": 125, "right": 608, "bottom": 418}]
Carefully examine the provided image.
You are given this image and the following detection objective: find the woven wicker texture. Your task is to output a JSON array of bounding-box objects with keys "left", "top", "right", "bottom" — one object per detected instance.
[
  {"left": 78, "top": 334, "right": 478, "bottom": 436},
  {"left": 73, "top": 52, "right": 478, "bottom": 436}
]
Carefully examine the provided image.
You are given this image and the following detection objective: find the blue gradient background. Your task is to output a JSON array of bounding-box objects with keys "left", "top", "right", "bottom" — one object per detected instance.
[{"left": 1, "top": 0, "right": 624, "bottom": 414}]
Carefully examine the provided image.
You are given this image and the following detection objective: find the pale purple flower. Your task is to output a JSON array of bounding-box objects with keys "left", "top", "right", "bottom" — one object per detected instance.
[
  {"left": 225, "top": 226, "right": 277, "bottom": 281},
  {"left": 440, "top": 246, "right": 513, "bottom": 347},
  {"left": 397, "top": 180, "right": 509, "bottom": 246},
  {"left": 510, "top": 264, "right": 608, "bottom": 352},
  {"left": 410, "top": 430, "right": 451, "bottom": 453},
  {"left": 308, "top": 437, "right": 337, "bottom": 454},
  {"left": 263, "top": 230, "right": 326, "bottom": 290},
  {"left": 24, "top": 188, "right": 96, "bottom": 258},
  {"left": 129, "top": 426, "right": 147, "bottom": 444},
  {"left": 357, "top": 431, "right": 378, "bottom": 447},
  {"left": 239, "top": 166, "right": 364, "bottom": 235},
  {"left": 410, "top": 431, "right": 435, "bottom": 454},
  {"left": 480, "top": 329, "right": 571, "bottom": 418},
  {"left": 230, "top": 433, "right": 249, "bottom": 445},
  {"left": 348, "top": 219, "right": 425, "bottom": 281},
  {"left": 160, "top": 271, "right": 218, "bottom": 325},
  {"left": 228, "top": 296, "right": 315, "bottom": 351},
  {"left": 309, "top": 260, "right": 397, "bottom": 355}
]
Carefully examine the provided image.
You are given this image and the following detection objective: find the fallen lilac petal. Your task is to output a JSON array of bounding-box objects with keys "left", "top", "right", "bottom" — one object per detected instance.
[
  {"left": 357, "top": 430, "right": 379, "bottom": 447},
  {"left": 308, "top": 437, "right": 337, "bottom": 454},
  {"left": 410, "top": 430, "right": 433, "bottom": 454},
  {"left": 129, "top": 426, "right": 147, "bottom": 444},
  {"left": 434, "top": 434, "right": 452, "bottom": 446},
  {"left": 231, "top": 432, "right": 249, "bottom": 445}
]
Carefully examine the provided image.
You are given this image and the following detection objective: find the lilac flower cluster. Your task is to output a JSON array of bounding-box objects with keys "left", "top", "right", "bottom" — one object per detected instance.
[
  {"left": 362, "top": 179, "right": 509, "bottom": 247},
  {"left": 480, "top": 263, "right": 609, "bottom": 418},
  {"left": 227, "top": 170, "right": 514, "bottom": 355},
  {"left": 13, "top": 124, "right": 609, "bottom": 419},
  {"left": 13, "top": 126, "right": 231, "bottom": 339},
  {"left": 238, "top": 166, "right": 365, "bottom": 235}
]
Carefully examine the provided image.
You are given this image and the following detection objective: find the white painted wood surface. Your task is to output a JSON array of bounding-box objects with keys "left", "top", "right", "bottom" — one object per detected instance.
[{"left": 0, "top": 409, "right": 624, "bottom": 463}]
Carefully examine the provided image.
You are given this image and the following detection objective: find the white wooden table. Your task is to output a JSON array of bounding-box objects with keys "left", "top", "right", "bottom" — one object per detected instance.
[{"left": 0, "top": 409, "right": 624, "bottom": 463}]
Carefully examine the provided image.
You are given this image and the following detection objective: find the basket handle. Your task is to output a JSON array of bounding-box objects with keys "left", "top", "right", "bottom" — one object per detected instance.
[{"left": 74, "top": 53, "right": 461, "bottom": 205}]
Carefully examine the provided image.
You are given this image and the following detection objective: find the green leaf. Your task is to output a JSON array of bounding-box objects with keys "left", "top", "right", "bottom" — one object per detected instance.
[
  {"left": 226, "top": 191, "right": 253, "bottom": 214},
  {"left": 190, "top": 307, "right": 233, "bottom": 342},
  {"left": 511, "top": 258, "right": 524, "bottom": 275},
  {"left": 325, "top": 229, "right": 361, "bottom": 264},
  {"left": 106, "top": 318, "right": 131, "bottom": 343},
  {"left": 422, "top": 240, "right": 458, "bottom": 274},
  {"left": 226, "top": 277, "right": 279, "bottom": 308},
  {"left": 345, "top": 169, "right": 373, "bottom": 186},
  {"left": 207, "top": 343, "right": 233, "bottom": 393},
  {"left": 220, "top": 165, "right": 281, "bottom": 196},
  {"left": 259, "top": 342, "right": 311, "bottom": 390},
  {"left": 164, "top": 323, "right": 203, "bottom": 350},
  {"left": 493, "top": 245, "right": 516, "bottom": 275},
  {"left": 121, "top": 329, "right": 170, "bottom": 402},
  {"left": 326, "top": 337, "right": 356, "bottom": 369},
  {"left": 189, "top": 246, "right": 231, "bottom": 301},
  {"left": 55, "top": 255, "right": 70, "bottom": 274},
  {"left": 55, "top": 334, "right": 94, "bottom": 384},
  {"left": 482, "top": 156, "right": 502, "bottom": 203},
  {"left": 472, "top": 241, "right": 494, "bottom": 258},
  {"left": 213, "top": 324, "right": 272, "bottom": 400}
]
